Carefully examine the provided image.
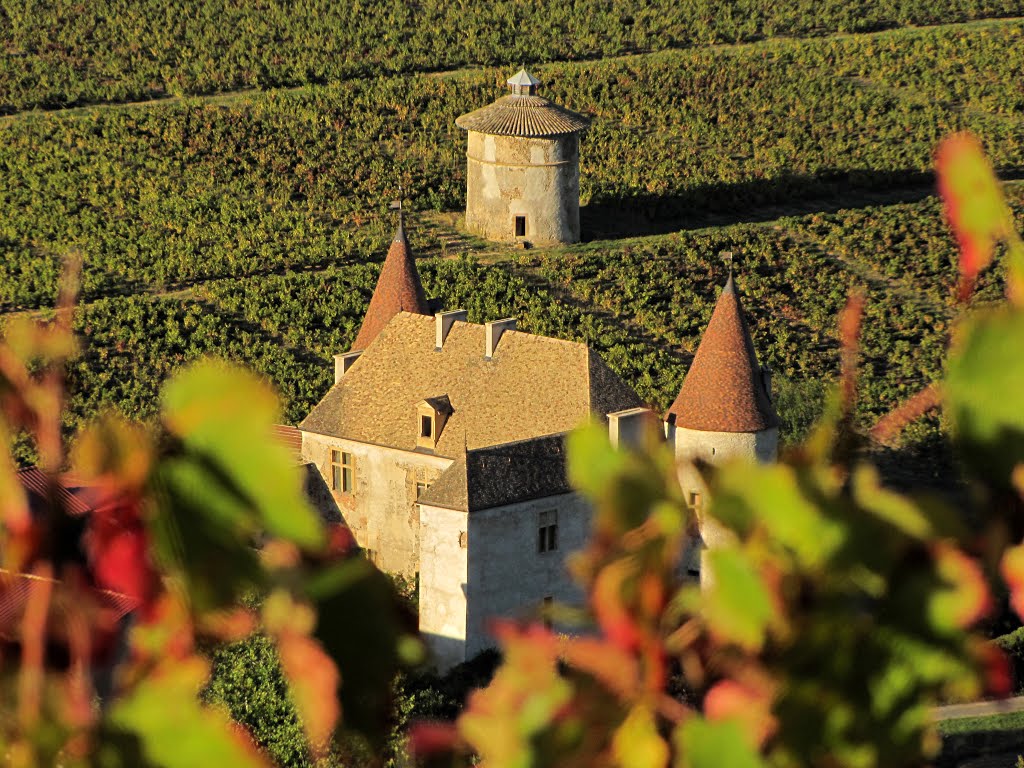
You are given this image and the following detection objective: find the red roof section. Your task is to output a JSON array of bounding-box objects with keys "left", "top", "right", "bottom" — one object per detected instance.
[
  {"left": 271, "top": 424, "right": 302, "bottom": 462},
  {"left": 352, "top": 220, "right": 431, "bottom": 352},
  {"left": 18, "top": 467, "right": 92, "bottom": 516},
  {"left": 666, "top": 276, "right": 780, "bottom": 433}
]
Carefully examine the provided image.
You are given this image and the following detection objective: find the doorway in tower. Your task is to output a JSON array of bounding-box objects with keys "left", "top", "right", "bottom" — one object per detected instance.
[{"left": 514, "top": 215, "right": 526, "bottom": 238}]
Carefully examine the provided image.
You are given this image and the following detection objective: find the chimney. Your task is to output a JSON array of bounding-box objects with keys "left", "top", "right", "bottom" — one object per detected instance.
[
  {"left": 760, "top": 365, "right": 773, "bottom": 401},
  {"left": 334, "top": 351, "right": 362, "bottom": 384},
  {"left": 484, "top": 318, "right": 516, "bottom": 359},
  {"left": 435, "top": 310, "right": 467, "bottom": 350},
  {"left": 608, "top": 407, "right": 655, "bottom": 450}
]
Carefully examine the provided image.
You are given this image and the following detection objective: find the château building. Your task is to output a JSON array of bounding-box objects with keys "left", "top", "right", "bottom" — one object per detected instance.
[
  {"left": 297, "top": 224, "right": 777, "bottom": 669},
  {"left": 296, "top": 70, "right": 778, "bottom": 669}
]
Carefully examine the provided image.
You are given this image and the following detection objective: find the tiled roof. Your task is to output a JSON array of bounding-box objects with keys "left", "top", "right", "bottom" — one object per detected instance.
[
  {"left": 666, "top": 276, "right": 780, "bottom": 433},
  {"left": 0, "top": 570, "right": 137, "bottom": 639},
  {"left": 419, "top": 434, "right": 570, "bottom": 512},
  {"left": 301, "top": 312, "right": 643, "bottom": 456},
  {"left": 18, "top": 467, "right": 92, "bottom": 517},
  {"left": 351, "top": 220, "right": 430, "bottom": 352},
  {"left": 456, "top": 94, "right": 589, "bottom": 137},
  {"left": 272, "top": 424, "right": 303, "bottom": 462}
]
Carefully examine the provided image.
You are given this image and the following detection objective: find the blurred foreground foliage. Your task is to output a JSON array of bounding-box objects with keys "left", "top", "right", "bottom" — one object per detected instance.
[{"left": 0, "top": 134, "right": 1023, "bottom": 767}]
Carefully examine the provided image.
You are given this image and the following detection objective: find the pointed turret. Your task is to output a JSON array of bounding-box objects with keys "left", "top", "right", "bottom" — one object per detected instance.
[
  {"left": 351, "top": 216, "right": 431, "bottom": 352},
  {"left": 666, "top": 274, "right": 779, "bottom": 433}
]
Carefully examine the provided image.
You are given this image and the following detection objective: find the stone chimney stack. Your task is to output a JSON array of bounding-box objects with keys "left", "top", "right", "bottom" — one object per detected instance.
[
  {"left": 435, "top": 310, "right": 468, "bottom": 350},
  {"left": 484, "top": 318, "right": 517, "bottom": 359},
  {"left": 608, "top": 407, "right": 655, "bottom": 450},
  {"left": 334, "top": 351, "right": 362, "bottom": 384}
]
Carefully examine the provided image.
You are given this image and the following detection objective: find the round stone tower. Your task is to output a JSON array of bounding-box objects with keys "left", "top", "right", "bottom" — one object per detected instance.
[
  {"left": 663, "top": 275, "right": 780, "bottom": 580},
  {"left": 455, "top": 69, "right": 589, "bottom": 246}
]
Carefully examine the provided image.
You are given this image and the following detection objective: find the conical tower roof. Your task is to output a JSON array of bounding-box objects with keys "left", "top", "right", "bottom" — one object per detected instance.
[
  {"left": 351, "top": 218, "right": 430, "bottom": 352},
  {"left": 666, "top": 275, "right": 779, "bottom": 432}
]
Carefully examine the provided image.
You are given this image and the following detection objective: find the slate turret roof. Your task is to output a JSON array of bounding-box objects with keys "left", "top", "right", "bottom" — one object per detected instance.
[
  {"left": 455, "top": 70, "right": 589, "bottom": 138},
  {"left": 665, "top": 275, "right": 780, "bottom": 433},
  {"left": 351, "top": 219, "right": 431, "bottom": 352}
]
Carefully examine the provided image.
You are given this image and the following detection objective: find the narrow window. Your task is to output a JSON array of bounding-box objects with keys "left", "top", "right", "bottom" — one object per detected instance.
[
  {"left": 538, "top": 510, "right": 558, "bottom": 553},
  {"left": 689, "top": 491, "right": 702, "bottom": 512},
  {"left": 331, "top": 449, "right": 342, "bottom": 491},
  {"left": 416, "top": 481, "right": 428, "bottom": 498},
  {"left": 420, "top": 414, "right": 433, "bottom": 439},
  {"left": 514, "top": 215, "right": 526, "bottom": 238},
  {"left": 341, "top": 451, "right": 354, "bottom": 493}
]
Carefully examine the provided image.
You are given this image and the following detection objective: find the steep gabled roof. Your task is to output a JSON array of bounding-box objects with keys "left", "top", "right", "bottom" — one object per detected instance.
[
  {"left": 301, "top": 312, "right": 643, "bottom": 456},
  {"left": 351, "top": 219, "right": 430, "bottom": 352},
  {"left": 666, "top": 276, "right": 780, "bottom": 433}
]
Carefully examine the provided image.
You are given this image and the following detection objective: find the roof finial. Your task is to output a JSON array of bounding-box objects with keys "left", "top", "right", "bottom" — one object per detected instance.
[
  {"left": 507, "top": 68, "right": 541, "bottom": 96},
  {"left": 721, "top": 251, "right": 736, "bottom": 293},
  {"left": 389, "top": 184, "right": 405, "bottom": 238}
]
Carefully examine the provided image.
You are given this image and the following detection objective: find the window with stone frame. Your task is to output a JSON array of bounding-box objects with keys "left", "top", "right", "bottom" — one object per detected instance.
[
  {"left": 537, "top": 509, "right": 558, "bottom": 553},
  {"left": 331, "top": 449, "right": 355, "bottom": 493}
]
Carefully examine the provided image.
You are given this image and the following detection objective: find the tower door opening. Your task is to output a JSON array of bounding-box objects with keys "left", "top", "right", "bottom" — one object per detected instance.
[{"left": 514, "top": 215, "right": 526, "bottom": 238}]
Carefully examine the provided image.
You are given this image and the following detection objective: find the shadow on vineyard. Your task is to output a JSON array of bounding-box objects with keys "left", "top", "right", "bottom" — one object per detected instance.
[{"left": 580, "top": 167, "right": 1024, "bottom": 241}]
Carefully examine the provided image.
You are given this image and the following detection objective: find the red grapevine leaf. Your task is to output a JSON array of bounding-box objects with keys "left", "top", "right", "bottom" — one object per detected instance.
[
  {"left": 704, "top": 678, "right": 776, "bottom": 748},
  {"left": 277, "top": 631, "right": 341, "bottom": 754},
  {"left": 936, "top": 133, "right": 1014, "bottom": 301},
  {"left": 1000, "top": 541, "right": 1024, "bottom": 622}
]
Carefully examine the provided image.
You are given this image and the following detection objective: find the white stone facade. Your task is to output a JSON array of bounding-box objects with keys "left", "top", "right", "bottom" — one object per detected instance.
[
  {"left": 419, "top": 491, "right": 589, "bottom": 669},
  {"left": 301, "top": 430, "right": 451, "bottom": 575},
  {"left": 667, "top": 425, "right": 779, "bottom": 582}
]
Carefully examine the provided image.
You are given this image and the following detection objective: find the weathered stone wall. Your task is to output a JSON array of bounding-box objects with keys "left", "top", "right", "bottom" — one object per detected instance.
[
  {"left": 668, "top": 425, "right": 779, "bottom": 583},
  {"left": 465, "top": 492, "right": 590, "bottom": 659},
  {"left": 464, "top": 131, "right": 580, "bottom": 245},
  {"left": 418, "top": 503, "right": 470, "bottom": 670},
  {"left": 300, "top": 431, "right": 452, "bottom": 575}
]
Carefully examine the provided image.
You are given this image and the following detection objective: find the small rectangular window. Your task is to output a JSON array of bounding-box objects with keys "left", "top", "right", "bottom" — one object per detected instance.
[
  {"left": 420, "top": 415, "right": 433, "bottom": 439},
  {"left": 331, "top": 450, "right": 342, "bottom": 491},
  {"left": 514, "top": 215, "right": 526, "bottom": 238},
  {"left": 538, "top": 510, "right": 558, "bottom": 553},
  {"left": 689, "top": 492, "right": 702, "bottom": 511},
  {"left": 416, "top": 481, "right": 427, "bottom": 498},
  {"left": 337, "top": 451, "right": 353, "bottom": 493}
]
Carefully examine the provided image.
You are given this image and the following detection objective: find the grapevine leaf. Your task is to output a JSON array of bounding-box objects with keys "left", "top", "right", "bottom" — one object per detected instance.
[
  {"left": 161, "top": 359, "right": 322, "bottom": 549},
  {"left": 107, "top": 656, "right": 269, "bottom": 768},
  {"left": 277, "top": 632, "right": 341, "bottom": 754},
  {"left": 304, "top": 555, "right": 420, "bottom": 747},
  {"left": 936, "top": 133, "right": 1014, "bottom": 300},
  {"left": 612, "top": 705, "right": 669, "bottom": 768},
  {"left": 673, "top": 717, "right": 766, "bottom": 768},
  {"left": 688, "top": 548, "right": 775, "bottom": 651},
  {"left": 1001, "top": 541, "right": 1024, "bottom": 622},
  {"left": 945, "top": 306, "right": 1024, "bottom": 488}
]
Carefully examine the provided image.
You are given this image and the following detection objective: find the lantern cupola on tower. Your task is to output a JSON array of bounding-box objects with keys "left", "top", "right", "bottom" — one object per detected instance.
[{"left": 456, "top": 69, "right": 589, "bottom": 246}]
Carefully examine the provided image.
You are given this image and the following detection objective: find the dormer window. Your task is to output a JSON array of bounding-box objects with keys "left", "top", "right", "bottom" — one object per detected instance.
[{"left": 416, "top": 395, "right": 452, "bottom": 450}]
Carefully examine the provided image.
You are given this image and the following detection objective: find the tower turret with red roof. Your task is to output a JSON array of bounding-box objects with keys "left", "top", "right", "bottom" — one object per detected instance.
[
  {"left": 351, "top": 213, "right": 431, "bottom": 353},
  {"left": 665, "top": 274, "right": 779, "bottom": 581}
]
